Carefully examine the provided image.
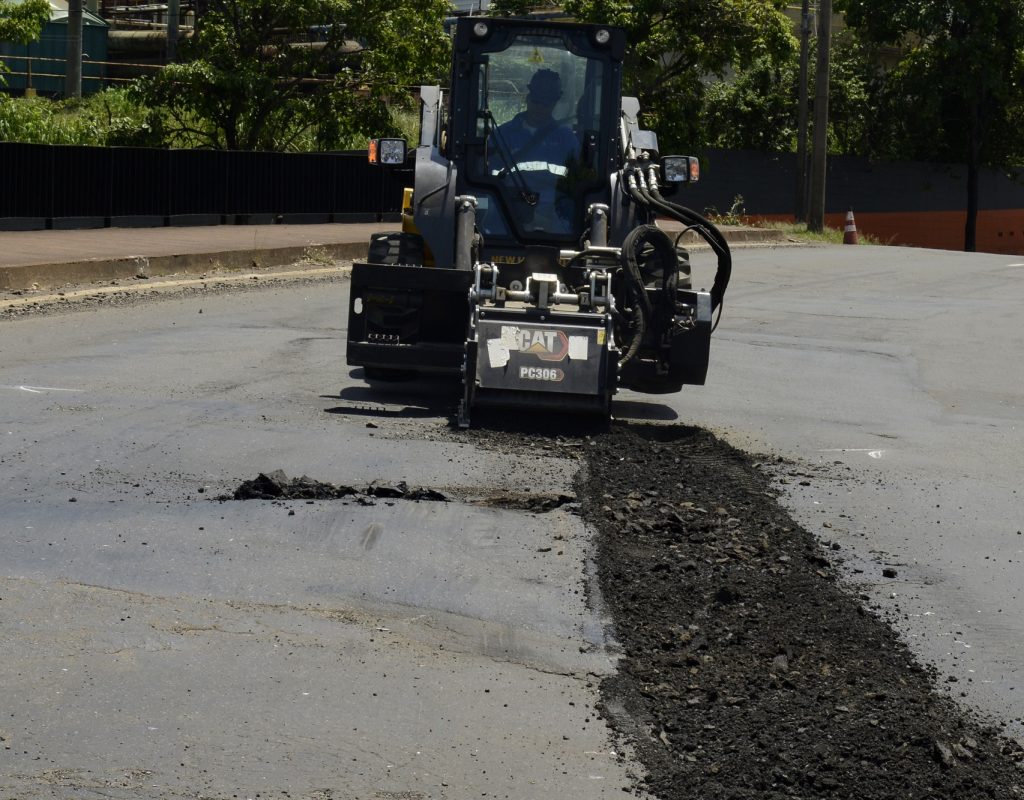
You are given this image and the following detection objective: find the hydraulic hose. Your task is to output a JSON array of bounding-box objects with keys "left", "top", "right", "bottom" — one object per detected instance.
[
  {"left": 616, "top": 302, "right": 646, "bottom": 367},
  {"left": 624, "top": 162, "right": 732, "bottom": 311},
  {"left": 648, "top": 183, "right": 732, "bottom": 311},
  {"left": 621, "top": 223, "right": 679, "bottom": 328},
  {"left": 615, "top": 216, "right": 656, "bottom": 367}
]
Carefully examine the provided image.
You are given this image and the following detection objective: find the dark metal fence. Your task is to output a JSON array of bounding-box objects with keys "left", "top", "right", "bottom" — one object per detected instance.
[
  {"left": 4, "top": 141, "right": 1022, "bottom": 232},
  {"left": 0, "top": 142, "right": 410, "bottom": 230},
  {"left": 682, "top": 149, "right": 1024, "bottom": 217}
]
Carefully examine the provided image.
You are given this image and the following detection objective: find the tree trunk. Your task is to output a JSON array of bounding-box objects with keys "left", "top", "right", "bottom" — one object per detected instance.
[
  {"left": 964, "top": 98, "right": 981, "bottom": 253},
  {"left": 965, "top": 161, "right": 979, "bottom": 253},
  {"left": 808, "top": 0, "right": 832, "bottom": 233},
  {"left": 795, "top": 0, "right": 811, "bottom": 222}
]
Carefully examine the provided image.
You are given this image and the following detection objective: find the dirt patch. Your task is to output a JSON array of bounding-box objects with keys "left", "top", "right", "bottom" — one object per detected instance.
[
  {"left": 578, "top": 423, "right": 1024, "bottom": 799},
  {"left": 470, "top": 491, "right": 578, "bottom": 514},
  {"left": 228, "top": 470, "right": 578, "bottom": 515},
  {"left": 228, "top": 470, "right": 447, "bottom": 503}
]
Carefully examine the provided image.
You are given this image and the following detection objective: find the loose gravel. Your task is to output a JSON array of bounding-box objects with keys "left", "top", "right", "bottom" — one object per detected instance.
[{"left": 578, "top": 423, "right": 1024, "bottom": 799}]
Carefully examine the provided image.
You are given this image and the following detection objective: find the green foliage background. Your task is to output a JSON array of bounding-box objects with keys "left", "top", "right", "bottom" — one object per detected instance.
[
  {"left": 0, "top": 0, "right": 48, "bottom": 46},
  {"left": 3, "top": 0, "right": 1024, "bottom": 180}
]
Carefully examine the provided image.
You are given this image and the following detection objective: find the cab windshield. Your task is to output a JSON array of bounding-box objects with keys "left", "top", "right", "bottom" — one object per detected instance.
[{"left": 468, "top": 33, "right": 605, "bottom": 240}]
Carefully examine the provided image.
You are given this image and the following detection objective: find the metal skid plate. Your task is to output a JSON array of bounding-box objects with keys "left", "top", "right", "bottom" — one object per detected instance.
[{"left": 473, "top": 309, "right": 609, "bottom": 396}]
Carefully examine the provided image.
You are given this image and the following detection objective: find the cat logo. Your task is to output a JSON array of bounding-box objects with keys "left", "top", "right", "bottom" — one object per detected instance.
[{"left": 505, "top": 327, "right": 569, "bottom": 362}]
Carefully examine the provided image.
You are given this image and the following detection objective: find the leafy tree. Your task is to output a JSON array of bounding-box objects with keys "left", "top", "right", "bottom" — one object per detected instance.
[
  {"left": 700, "top": 54, "right": 799, "bottom": 152},
  {"left": 552, "top": 0, "right": 797, "bottom": 153},
  {"left": 0, "top": 0, "right": 47, "bottom": 44},
  {"left": 0, "top": 0, "right": 48, "bottom": 88},
  {"left": 839, "top": 0, "right": 1024, "bottom": 251},
  {"left": 818, "top": 29, "right": 876, "bottom": 155},
  {"left": 134, "top": 0, "right": 451, "bottom": 151}
]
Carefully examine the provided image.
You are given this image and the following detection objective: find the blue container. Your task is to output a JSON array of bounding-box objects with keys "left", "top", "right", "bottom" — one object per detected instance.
[{"left": 0, "top": 5, "right": 109, "bottom": 96}]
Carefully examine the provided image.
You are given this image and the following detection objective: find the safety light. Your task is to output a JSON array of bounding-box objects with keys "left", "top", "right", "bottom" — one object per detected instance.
[
  {"left": 661, "top": 155, "right": 699, "bottom": 184},
  {"left": 368, "top": 138, "right": 407, "bottom": 165}
]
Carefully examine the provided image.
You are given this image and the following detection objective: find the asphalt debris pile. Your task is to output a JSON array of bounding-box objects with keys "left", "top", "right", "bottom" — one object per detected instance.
[
  {"left": 473, "top": 491, "right": 578, "bottom": 514},
  {"left": 228, "top": 470, "right": 447, "bottom": 503},
  {"left": 579, "top": 423, "right": 1024, "bottom": 800}
]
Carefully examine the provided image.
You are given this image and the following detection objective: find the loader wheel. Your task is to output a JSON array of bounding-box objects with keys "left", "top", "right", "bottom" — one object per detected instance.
[
  {"left": 637, "top": 238, "right": 692, "bottom": 291},
  {"left": 367, "top": 232, "right": 425, "bottom": 267},
  {"left": 676, "top": 247, "right": 693, "bottom": 291}
]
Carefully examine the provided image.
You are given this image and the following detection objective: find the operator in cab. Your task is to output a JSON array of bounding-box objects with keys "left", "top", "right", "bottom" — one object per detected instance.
[
  {"left": 491, "top": 68, "right": 581, "bottom": 233},
  {"left": 495, "top": 69, "right": 579, "bottom": 168}
]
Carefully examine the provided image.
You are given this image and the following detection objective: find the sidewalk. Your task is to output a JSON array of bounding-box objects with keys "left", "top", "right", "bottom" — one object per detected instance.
[
  {"left": 0, "top": 221, "right": 786, "bottom": 292},
  {"left": 0, "top": 223, "right": 393, "bottom": 292}
]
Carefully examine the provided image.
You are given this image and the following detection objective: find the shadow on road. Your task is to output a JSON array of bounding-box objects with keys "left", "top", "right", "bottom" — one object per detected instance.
[
  {"left": 611, "top": 399, "right": 680, "bottom": 421},
  {"left": 322, "top": 369, "right": 459, "bottom": 418}
]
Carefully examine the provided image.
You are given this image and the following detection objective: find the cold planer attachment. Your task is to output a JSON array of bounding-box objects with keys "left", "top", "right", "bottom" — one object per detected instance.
[
  {"left": 460, "top": 265, "right": 619, "bottom": 426},
  {"left": 456, "top": 236, "right": 715, "bottom": 426}
]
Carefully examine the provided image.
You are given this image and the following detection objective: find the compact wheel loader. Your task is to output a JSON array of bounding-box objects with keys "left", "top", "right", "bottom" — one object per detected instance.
[{"left": 346, "top": 17, "right": 732, "bottom": 427}]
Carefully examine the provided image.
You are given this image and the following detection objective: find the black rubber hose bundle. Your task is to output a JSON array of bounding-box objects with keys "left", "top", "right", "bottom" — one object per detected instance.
[
  {"left": 625, "top": 167, "right": 732, "bottom": 311},
  {"left": 650, "top": 187, "right": 731, "bottom": 311}
]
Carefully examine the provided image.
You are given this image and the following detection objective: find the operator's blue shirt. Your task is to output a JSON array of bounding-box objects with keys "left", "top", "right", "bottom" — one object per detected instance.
[{"left": 493, "top": 113, "right": 579, "bottom": 170}]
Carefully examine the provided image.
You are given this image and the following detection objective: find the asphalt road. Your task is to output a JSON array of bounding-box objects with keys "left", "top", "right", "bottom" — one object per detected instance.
[
  {"left": 1, "top": 242, "right": 1022, "bottom": 797},
  {"left": 0, "top": 279, "right": 640, "bottom": 799}
]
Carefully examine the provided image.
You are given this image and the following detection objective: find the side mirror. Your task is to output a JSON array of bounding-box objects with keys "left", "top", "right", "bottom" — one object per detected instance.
[
  {"left": 368, "top": 138, "right": 407, "bottom": 165},
  {"left": 661, "top": 155, "right": 700, "bottom": 184}
]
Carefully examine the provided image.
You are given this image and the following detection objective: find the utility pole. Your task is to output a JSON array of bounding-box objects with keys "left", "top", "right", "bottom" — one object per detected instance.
[
  {"left": 65, "top": 0, "right": 83, "bottom": 98},
  {"left": 808, "top": 0, "right": 832, "bottom": 233},
  {"left": 167, "top": 0, "right": 180, "bottom": 62},
  {"left": 795, "top": 0, "right": 811, "bottom": 222}
]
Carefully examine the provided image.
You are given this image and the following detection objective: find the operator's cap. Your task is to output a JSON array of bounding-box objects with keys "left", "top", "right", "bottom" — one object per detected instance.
[{"left": 527, "top": 69, "right": 562, "bottom": 105}]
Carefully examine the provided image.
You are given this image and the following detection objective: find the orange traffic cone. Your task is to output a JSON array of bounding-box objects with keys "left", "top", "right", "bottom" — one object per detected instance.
[{"left": 843, "top": 209, "right": 859, "bottom": 245}]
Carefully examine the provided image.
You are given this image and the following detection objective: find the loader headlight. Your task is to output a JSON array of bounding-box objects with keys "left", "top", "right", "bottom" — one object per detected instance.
[
  {"left": 594, "top": 28, "right": 611, "bottom": 45},
  {"left": 662, "top": 155, "right": 699, "bottom": 184},
  {"left": 368, "top": 138, "right": 407, "bottom": 165},
  {"left": 473, "top": 21, "right": 490, "bottom": 38}
]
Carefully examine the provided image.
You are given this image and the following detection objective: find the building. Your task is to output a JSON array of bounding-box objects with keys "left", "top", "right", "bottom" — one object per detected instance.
[
  {"left": 450, "top": 0, "right": 491, "bottom": 13},
  {"left": 0, "top": 0, "right": 109, "bottom": 96}
]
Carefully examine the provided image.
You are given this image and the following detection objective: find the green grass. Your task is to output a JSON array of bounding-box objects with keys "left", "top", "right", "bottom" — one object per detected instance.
[
  {"left": 756, "top": 220, "right": 876, "bottom": 245},
  {"left": 703, "top": 195, "right": 877, "bottom": 245}
]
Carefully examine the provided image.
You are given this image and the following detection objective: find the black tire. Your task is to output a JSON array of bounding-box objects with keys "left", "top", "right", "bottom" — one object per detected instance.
[
  {"left": 637, "top": 239, "right": 693, "bottom": 291},
  {"left": 676, "top": 246, "right": 693, "bottom": 291},
  {"left": 367, "top": 232, "right": 425, "bottom": 266}
]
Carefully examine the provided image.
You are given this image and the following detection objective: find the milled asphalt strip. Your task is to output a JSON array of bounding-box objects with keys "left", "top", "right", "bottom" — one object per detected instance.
[{"left": 1, "top": 264, "right": 351, "bottom": 309}]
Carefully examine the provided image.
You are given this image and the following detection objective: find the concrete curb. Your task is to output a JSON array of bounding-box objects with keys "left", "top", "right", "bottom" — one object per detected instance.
[
  {"left": 0, "top": 228, "right": 788, "bottom": 293},
  {"left": 0, "top": 242, "right": 369, "bottom": 293},
  {"left": 3, "top": 267, "right": 346, "bottom": 311}
]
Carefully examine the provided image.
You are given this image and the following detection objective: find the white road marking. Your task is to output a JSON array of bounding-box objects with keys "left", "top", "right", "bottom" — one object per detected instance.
[
  {"left": 818, "top": 448, "right": 888, "bottom": 459},
  {"left": 5, "top": 385, "right": 82, "bottom": 394}
]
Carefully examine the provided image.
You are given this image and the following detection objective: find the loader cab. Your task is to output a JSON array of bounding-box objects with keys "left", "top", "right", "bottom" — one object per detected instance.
[{"left": 448, "top": 18, "right": 626, "bottom": 249}]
